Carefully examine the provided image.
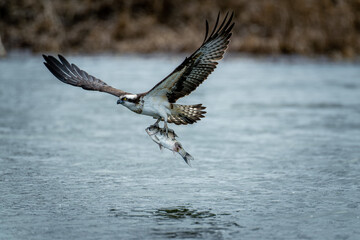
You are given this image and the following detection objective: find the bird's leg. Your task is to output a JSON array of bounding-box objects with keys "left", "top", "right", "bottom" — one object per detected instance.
[
  {"left": 164, "top": 120, "right": 169, "bottom": 136},
  {"left": 159, "top": 112, "right": 169, "bottom": 136},
  {"left": 151, "top": 118, "right": 161, "bottom": 128}
]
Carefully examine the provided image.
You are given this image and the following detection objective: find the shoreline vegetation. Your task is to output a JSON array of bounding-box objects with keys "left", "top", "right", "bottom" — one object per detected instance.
[{"left": 1, "top": 0, "right": 360, "bottom": 59}]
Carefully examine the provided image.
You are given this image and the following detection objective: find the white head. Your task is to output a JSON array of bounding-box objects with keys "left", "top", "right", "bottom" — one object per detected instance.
[{"left": 117, "top": 94, "right": 139, "bottom": 111}]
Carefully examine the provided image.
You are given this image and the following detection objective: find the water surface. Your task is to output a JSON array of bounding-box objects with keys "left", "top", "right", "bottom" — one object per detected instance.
[{"left": 0, "top": 53, "right": 360, "bottom": 239}]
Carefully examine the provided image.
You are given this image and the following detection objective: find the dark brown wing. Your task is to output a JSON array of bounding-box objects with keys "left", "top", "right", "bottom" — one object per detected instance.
[
  {"left": 145, "top": 12, "right": 234, "bottom": 103},
  {"left": 43, "top": 54, "right": 129, "bottom": 97}
]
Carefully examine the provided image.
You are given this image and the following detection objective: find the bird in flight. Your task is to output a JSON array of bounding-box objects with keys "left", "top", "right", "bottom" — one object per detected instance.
[{"left": 43, "top": 12, "right": 234, "bottom": 133}]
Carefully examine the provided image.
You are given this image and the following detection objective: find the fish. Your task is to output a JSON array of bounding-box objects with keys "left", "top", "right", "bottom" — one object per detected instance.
[{"left": 145, "top": 124, "right": 194, "bottom": 165}]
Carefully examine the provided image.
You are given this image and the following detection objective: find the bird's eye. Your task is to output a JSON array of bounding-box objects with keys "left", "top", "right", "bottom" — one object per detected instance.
[{"left": 123, "top": 97, "right": 127, "bottom": 101}]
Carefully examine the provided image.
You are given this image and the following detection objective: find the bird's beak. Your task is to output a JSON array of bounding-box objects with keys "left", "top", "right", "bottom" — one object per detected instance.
[{"left": 117, "top": 99, "right": 122, "bottom": 104}]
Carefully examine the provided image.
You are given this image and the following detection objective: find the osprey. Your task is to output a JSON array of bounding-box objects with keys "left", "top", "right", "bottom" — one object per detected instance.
[{"left": 43, "top": 12, "right": 234, "bottom": 132}]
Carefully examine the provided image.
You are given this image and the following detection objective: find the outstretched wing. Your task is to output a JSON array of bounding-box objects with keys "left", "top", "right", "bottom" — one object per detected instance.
[
  {"left": 145, "top": 12, "right": 234, "bottom": 103},
  {"left": 43, "top": 55, "right": 129, "bottom": 97}
]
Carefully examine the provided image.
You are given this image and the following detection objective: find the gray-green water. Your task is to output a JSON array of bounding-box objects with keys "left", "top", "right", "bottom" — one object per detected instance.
[{"left": 1, "top": 53, "right": 360, "bottom": 239}]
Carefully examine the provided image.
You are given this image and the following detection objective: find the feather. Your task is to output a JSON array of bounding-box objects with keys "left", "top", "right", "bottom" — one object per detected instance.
[
  {"left": 43, "top": 54, "right": 129, "bottom": 97},
  {"left": 145, "top": 12, "right": 234, "bottom": 103}
]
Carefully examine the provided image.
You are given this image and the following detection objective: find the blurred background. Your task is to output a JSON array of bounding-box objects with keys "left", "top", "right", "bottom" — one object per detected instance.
[
  {"left": 1, "top": 0, "right": 360, "bottom": 58},
  {"left": 1, "top": 1, "right": 360, "bottom": 239}
]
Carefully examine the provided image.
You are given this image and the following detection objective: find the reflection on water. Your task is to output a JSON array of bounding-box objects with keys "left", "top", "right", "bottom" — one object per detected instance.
[
  {"left": 0, "top": 53, "right": 360, "bottom": 239},
  {"left": 107, "top": 205, "right": 243, "bottom": 239},
  {"left": 154, "top": 206, "right": 216, "bottom": 219},
  {"left": 152, "top": 206, "right": 239, "bottom": 239}
]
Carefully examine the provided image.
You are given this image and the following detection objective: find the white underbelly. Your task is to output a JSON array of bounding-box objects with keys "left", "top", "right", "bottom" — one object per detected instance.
[
  {"left": 141, "top": 104, "right": 160, "bottom": 117},
  {"left": 142, "top": 97, "right": 170, "bottom": 118}
]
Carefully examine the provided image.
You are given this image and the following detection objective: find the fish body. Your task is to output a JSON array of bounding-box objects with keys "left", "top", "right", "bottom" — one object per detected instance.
[{"left": 145, "top": 125, "right": 194, "bottom": 165}]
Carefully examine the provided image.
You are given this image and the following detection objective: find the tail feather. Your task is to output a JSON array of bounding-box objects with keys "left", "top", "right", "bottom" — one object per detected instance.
[{"left": 168, "top": 104, "right": 206, "bottom": 125}]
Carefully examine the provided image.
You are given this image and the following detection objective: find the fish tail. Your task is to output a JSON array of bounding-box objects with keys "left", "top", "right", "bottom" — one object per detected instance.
[
  {"left": 183, "top": 152, "right": 194, "bottom": 166},
  {"left": 178, "top": 148, "right": 194, "bottom": 166}
]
